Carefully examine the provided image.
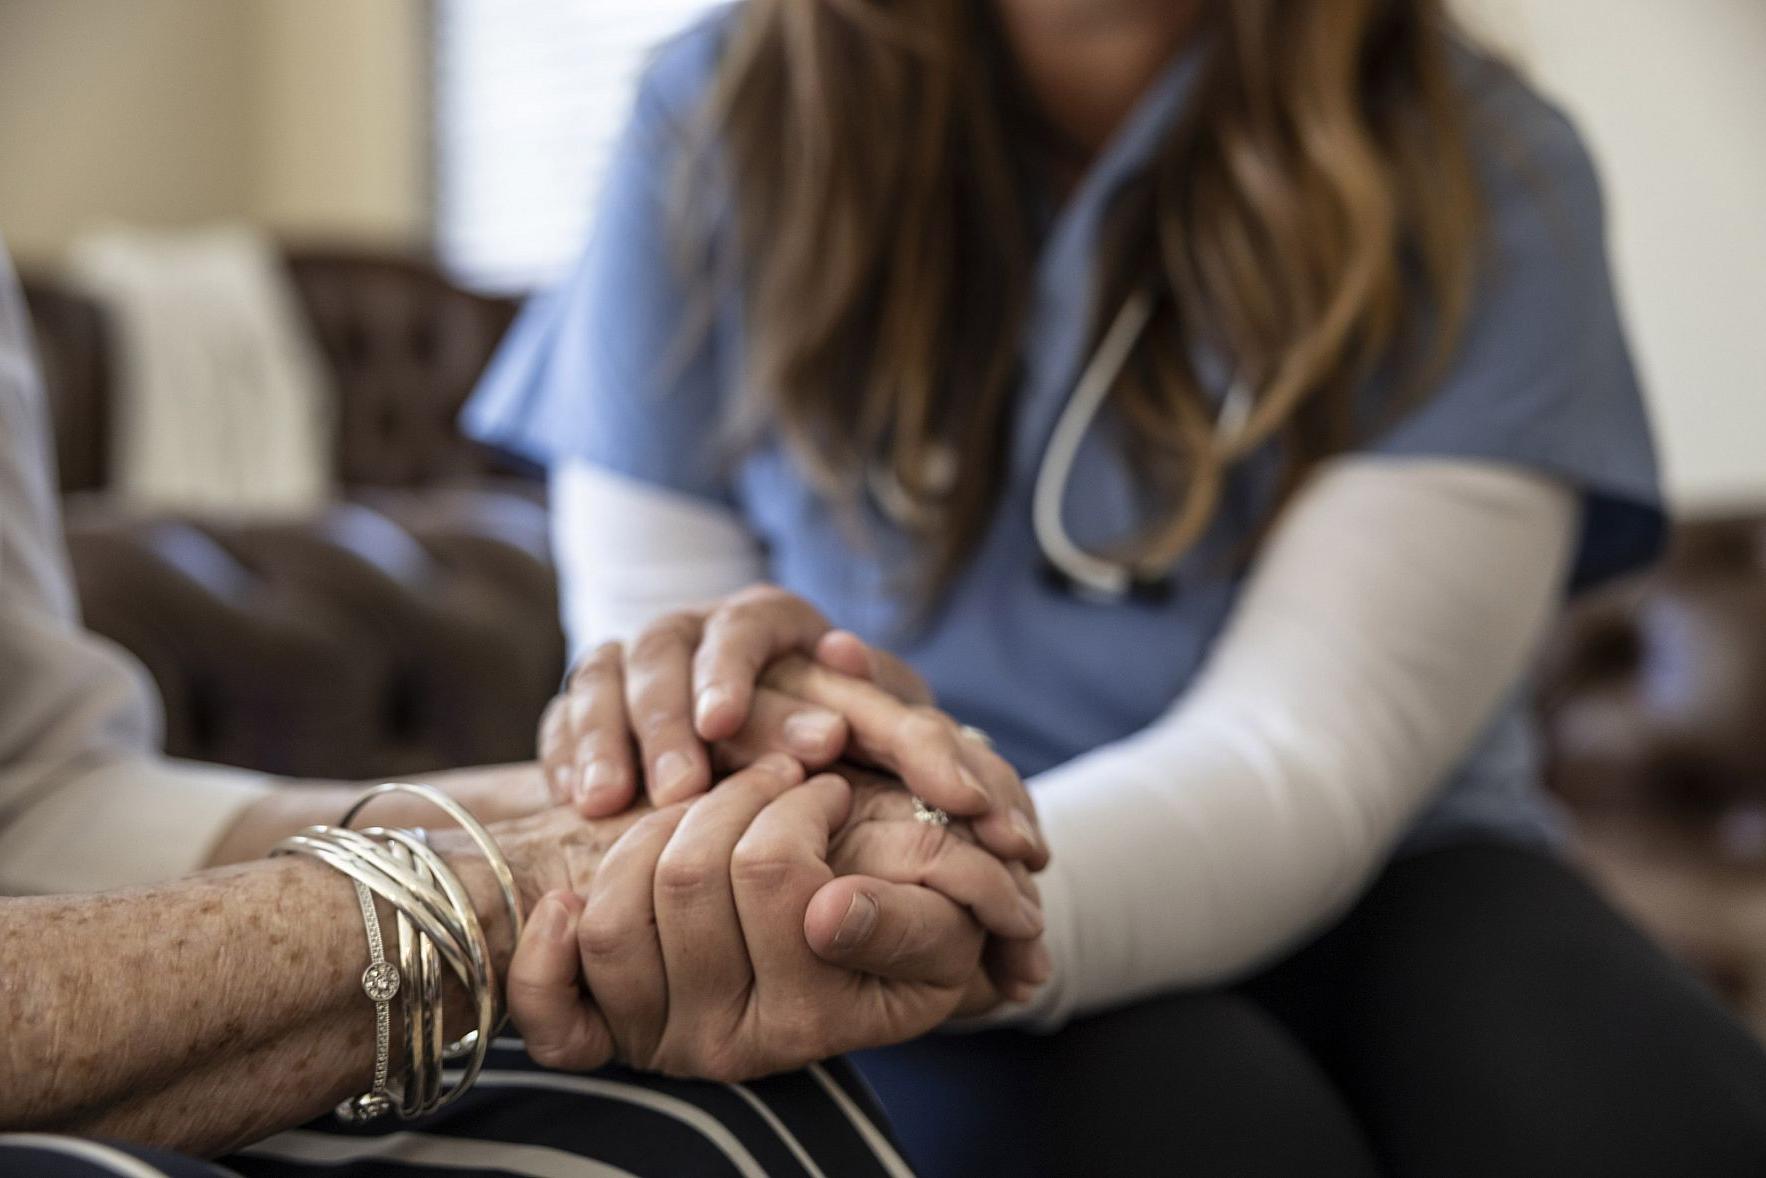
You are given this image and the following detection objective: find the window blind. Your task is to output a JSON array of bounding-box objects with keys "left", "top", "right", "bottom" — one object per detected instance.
[{"left": 433, "top": 0, "right": 725, "bottom": 294}]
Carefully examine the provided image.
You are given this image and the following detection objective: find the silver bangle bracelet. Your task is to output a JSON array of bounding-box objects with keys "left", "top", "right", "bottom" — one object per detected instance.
[
  {"left": 278, "top": 829, "right": 490, "bottom": 1120},
  {"left": 383, "top": 840, "right": 438, "bottom": 1119},
  {"left": 272, "top": 781, "right": 523, "bottom": 1124},
  {"left": 343, "top": 783, "right": 525, "bottom": 959},
  {"left": 341, "top": 877, "right": 399, "bottom": 1123},
  {"left": 377, "top": 826, "right": 497, "bottom": 1106}
]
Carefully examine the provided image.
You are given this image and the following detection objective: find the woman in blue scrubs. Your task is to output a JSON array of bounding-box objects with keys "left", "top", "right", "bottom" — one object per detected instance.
[{"left": 468, "top": 2, "right": 1766, "bottom": 1174}]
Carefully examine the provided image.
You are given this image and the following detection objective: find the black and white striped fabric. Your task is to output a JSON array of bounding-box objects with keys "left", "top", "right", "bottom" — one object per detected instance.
[{"left": 0, "top": 1040, "right": 914, "bottom": 1177}]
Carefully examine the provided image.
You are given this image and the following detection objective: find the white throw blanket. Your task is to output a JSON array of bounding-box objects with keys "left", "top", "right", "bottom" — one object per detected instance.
[{"left": 64, "top": 225, "right": 333, "bottom": 516}]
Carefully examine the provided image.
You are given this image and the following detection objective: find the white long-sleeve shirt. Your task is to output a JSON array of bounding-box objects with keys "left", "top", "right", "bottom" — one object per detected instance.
[
  {"left": 552, "top": 455, "right": 1576, "bottom": 1028},
  {"left": 0, "top": 240, "right": 270, "bottom": 896}
]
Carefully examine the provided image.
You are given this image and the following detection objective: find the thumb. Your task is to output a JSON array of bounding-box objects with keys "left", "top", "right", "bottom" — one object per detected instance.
[
  {"left": 507, "top": 890, "right": 615, "bottom": 1071},
  {"left": 805, "top": 875, "right": 981, "bottom": 989}
]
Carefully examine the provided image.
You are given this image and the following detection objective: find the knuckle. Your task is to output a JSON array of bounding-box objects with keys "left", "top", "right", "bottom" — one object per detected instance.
[
  {"left": 568, "top": 641, "right": 623, "bottom": 687},
  {"left": 729, "top": 834, "right": 798, "bottom": 891},
  {"left": 902, "top": 707, "right": 958, "bottom": 750},
  {"left": 632, "top": 614, "right": 696, "bottom": 661},
  {"left": 586, "top": 640, "right": 624, "bottom": 675},
  {"left": 653, "top": 844, "right": 724, "bottom": 900},
  {"left": 730, "top": 582, "right": 787, "bottom": 610},
  {"left": 576, "top": 907, "right": 635, "bottom": 963},
  {"left": 631, "top": 704, "right": 687, "bottom": 739}
]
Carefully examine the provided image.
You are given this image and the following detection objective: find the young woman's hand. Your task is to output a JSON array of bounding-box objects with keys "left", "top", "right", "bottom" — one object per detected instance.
[
  {"left": 537, "top": 584, "right": 1047, "bottom": 869},
  {"left": 822, "top": 765, "right": 1051, "bottom": 1007},
  {"left": 506, "top": 756, "right": 999, "bottom": 1080}
]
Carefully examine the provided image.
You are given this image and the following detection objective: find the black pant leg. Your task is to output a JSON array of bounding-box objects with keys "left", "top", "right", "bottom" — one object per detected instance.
[
  {"left": 1246, "top": 841, "right": 1766, "bottom": 1178},
  {"left": 857, "top": 990, "right": 1382, "bottom": 1178}
]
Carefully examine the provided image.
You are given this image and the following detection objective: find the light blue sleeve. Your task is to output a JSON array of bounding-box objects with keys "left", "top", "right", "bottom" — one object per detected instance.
[
  {"left": 1371, "top": 61, "right": 1664, "bottom": 591},
  {"left": 462, "top": 11, "right": 738, "bottom": 506}
]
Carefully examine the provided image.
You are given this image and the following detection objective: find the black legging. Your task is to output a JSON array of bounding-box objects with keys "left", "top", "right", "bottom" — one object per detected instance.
[{"left": 856, "top": 840, "right": 1766, "bottom": 1177}]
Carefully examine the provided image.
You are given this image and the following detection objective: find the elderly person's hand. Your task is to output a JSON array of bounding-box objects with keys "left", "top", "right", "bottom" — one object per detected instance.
[
  {"left": 538, "top": 584, "right": 1047, "bottom": 869},
  {"left": 505, "top": 755, "right": 1038, "bottom": 1080}
]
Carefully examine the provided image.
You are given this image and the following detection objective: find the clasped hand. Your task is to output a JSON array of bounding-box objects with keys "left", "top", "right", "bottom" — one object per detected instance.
[{"left": 496, "top": 586, "right": 1051, "bottom": 1082}]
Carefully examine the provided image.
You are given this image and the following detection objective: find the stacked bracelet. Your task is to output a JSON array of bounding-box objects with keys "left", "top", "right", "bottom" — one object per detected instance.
[{"left": 272, "top": 782, "right": 525, "bottom": 1123}]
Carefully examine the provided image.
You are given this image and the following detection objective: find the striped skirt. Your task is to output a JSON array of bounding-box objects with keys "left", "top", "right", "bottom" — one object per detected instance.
[{"left": 0, "top": 1038, "right": 913, "bottom": 1177}]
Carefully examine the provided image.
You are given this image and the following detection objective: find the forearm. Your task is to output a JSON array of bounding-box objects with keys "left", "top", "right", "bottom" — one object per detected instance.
[
  {"left": 1, "top": 850, "right": 514, "bottom": 1153},
  {"left": 1004, "top": 459, "right": 1577, "bottom": 1028},
  {"left": 551, "top": 460, "right": 763, "bottom": 652},
  {"left": 52, "top": 1011, "right": 356, "bottom": 1156},
  {"left": 205, "top": 763, "right": 549, "bottom": 868}
]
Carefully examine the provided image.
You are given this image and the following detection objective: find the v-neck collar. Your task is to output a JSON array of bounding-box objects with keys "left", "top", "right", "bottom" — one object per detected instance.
[
  {"left": 1036, "top": 43, "right": 1209, "bottom": 286},
  {"left": 1011, "top": 42, "right": 1209, "bottom": 480}
]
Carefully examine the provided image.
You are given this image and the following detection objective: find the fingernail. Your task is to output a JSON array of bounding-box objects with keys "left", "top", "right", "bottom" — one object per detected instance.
[
  {"left": 833, "top": 891, "right": 880, "bottom": 949},
  {"left": 1017, "top": 896, "right": 1045, "bottom": 936},
  {"left": 1010, "top": 808, "right": 1043, "bottom": 852},
  {"left": 783, "top": 711, "right": 841, "bottom": 756},
  {"left": 548, "top": 763, "right": 572, "bottom": 802},
  {"left": 957, "top": 765, "right": 989, "bottom": 808},
  {"left": 577, "top": 760, "right": 622, "bottom": 807},
  {"left": 695, "top": 686, "right": 734, "bottom": 732},
  {"left": 653, "top": 750, "right": 696, "bottom": 800}
]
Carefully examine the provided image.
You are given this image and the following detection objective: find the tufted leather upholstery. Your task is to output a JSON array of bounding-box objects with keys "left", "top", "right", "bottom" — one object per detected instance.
[
  {"left": 285, "top": 251, "right": 521, "bottom": 488},
  {"left": 1539, "top": 513, "right": 1766, "bottom": 1033},
  {"left": 22, "top": 250, "right": 562, "bottom": 780}
]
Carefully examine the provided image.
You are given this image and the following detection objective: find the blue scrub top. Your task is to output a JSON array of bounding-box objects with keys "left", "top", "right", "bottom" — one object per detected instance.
[{"left": 465, "top": 6, "right": 1663, "bottom": 848}]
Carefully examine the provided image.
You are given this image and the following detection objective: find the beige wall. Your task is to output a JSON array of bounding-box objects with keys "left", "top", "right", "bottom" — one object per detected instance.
[
  {"left": 0, "top": 0, "right": 258, "bottom": 265},
  {"left": 1456, "top": 0, "right": 1766, "bottom": 507},
  {"left": 0, "top": 0, "right": 427, "bottom": 267},
  {"left": 252, "top": 0, "right": 428, "bottom": 245}
]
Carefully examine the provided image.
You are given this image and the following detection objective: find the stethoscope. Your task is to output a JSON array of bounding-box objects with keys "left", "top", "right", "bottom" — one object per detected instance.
[{"left": 871, "top": 288, "right": 1254, "bottom": 603}]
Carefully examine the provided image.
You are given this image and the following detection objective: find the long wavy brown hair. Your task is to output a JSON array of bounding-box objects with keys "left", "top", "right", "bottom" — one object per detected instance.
[{"left": 684, "top": 0, "right": 1484, "bottom": 595}]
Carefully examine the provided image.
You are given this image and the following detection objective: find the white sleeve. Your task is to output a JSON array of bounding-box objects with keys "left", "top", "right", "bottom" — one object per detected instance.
[
  {"left": 550, "top": 459, "right": 766, "bottom": 658},
  {"left": 1000, "top": 457, "right": 1578, "bottom": 1030},
  {"left": 0, "top": 238, "right": 271, "bottom": 895}
]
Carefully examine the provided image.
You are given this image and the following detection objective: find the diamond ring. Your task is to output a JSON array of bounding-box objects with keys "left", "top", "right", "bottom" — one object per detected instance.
[{"left": 911, "top": 795, "right": 950, "bottom": 827}]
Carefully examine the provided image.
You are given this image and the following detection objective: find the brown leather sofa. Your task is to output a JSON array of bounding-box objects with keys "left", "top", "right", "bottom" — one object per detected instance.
[
  {"left": 1540, "top": 513, "right": 1766, "bottom": 1034},
  {"left": 21, "top": 260, "right": 1766, "bottom": 1033},
  {"left": 22, "top": 249, "right": 566, "bottom": 781}
]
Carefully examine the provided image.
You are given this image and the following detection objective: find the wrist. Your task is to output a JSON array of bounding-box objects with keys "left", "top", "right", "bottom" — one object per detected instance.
[
  {"left": 433, "top": 803, "right": 654, "bottom": 980},
  {"left": 435, "top": 842, "right": 522, "bottom": 980}
]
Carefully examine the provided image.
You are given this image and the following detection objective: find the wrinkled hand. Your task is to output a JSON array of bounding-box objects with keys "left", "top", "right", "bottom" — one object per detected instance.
[
  {"left": 538, "top": 584, "right": 1047, "bottom": 870},
  {"left": 506, "top": 756, "right": 999, "bottom": 1080}
]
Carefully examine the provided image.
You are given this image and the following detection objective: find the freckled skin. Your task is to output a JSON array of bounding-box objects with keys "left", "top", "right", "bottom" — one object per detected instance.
[{"left": 0, "top": 804, "right": 636, "bottom": 1157}]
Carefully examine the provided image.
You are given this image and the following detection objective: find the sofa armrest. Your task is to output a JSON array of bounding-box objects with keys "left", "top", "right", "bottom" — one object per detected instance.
[{"left": 61, "top": 487, "right": 564, "bottom": 781}]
